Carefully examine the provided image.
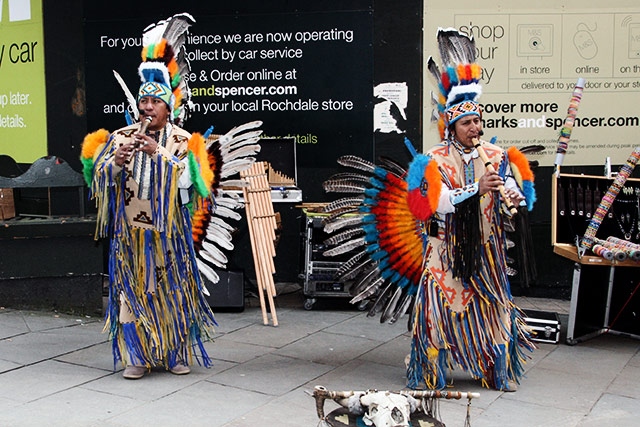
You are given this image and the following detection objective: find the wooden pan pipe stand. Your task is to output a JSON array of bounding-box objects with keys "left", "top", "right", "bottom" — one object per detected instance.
[{"left": 240, "top": 162, "right": 279, "bottom": 326}]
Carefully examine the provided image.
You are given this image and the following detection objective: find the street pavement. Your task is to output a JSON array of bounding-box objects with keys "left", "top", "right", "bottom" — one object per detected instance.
[{"left": 1, "top": 290, "right": 639, "bottom": 427}]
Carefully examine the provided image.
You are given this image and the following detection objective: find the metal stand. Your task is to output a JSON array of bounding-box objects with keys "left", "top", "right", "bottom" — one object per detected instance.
[
  {"left": 300, "top": 210, "right": 356, "bottom": 310},
  {"left": 565, "top": 253, "right": 640, "bottom": 345}
]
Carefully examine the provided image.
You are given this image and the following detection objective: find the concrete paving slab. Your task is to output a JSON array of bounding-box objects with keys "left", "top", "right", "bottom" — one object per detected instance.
[
  {"left": 436, "top": 400, "right": 485, "bottom": 427},
  {"left": 0, "top": 311, "right": 31, "bottom": 339},
  {"left": 280, "top": 306, "right": 362, "bottom": 329},
  {"left": 606, "top": 363, "right": 640, "bottom": 400},
  {"left": 0, "top": 396, "right": 21, "bottom": 414},
  {"left": 324, "top": 313, "right": 408, "bottom": 342},
  {"left": 0, "top": 358, "right": 21, "bottom": 374},
  {"left": 577, "top": 393, "right": 640, "bottom": 427},
  {"left": 209, "top": 353, "right": 333, "bottom": 395},
  {"left": 221, "top": 387, "right": 319, "bottom": 427},
  {"left": 54, "top": 342, "right": 116, "bottom": 372},
  {"left": 212, "top": 308, "right": 268, "bottom": 334},
  {"left": 0, "top": 324, "right": 107, "bottom": 365},
  {"left": 472, "top": 398, "right": 584, "bottom": 427},
  {"left": 217, "top": 320, "right": 322, "bottom": 348},
  {"left": 358, "top": 334, "right": 412, "bottom": 367},
  {"left": 105, "top": 381, "right": 272, "bottom": 427},
  {"left": 273, "top": 330, "right": 383, "bottom": 366},
  {"left": 628, "top": 350, "right": 640, "bottom": 367},
  {"left": 22, "top": 312, "right": 101, "bottom": 332},
  {"left": 204, "top": 336, "right": 274, "bottom": 364},
  {"left": 536, "top": 339, "right": 634, "bottom": 377},
  {"left": 310, "top": 359, "right": 407, "bottom": 392},
  {"left": 0, "top": 309, "right": 100, "bottom": 334},
  {"left": 0, "top": 360, "right": 110, "bottom": 404},
  {"left": 523, "top": 342, "right": 555, "bottom": 372},
  {"left": 0, "top": 386, "right": 142, "bottom": 427},
  {"left": 502, "top": 366, "right": 611, "bottom": 413},
  {"left": 82, "top": 360, "right": 236, "bottom": 401}
]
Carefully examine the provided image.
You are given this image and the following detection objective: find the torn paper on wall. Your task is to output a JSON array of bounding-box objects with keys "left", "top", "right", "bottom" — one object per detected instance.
[{"left": 374, "top": 82, "right": 408, "bottom": 134}]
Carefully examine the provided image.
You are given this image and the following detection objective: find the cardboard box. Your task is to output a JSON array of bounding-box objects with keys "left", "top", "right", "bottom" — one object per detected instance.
[{"left": 0, "top": 188, "right": 15, "bottom": 220}]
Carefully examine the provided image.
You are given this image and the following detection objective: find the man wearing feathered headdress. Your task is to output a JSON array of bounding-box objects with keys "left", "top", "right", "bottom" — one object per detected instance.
[
  {"left": 404, "top": 28, "right": 537, "bottom": 391},
  {"left": 80, "top": 14, "right": 218, "bottom": 380}
]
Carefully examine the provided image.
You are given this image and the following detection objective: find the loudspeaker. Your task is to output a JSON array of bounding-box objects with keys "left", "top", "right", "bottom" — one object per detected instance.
[{"left": 204, "top": 270, "right": 245, "bottom": 312}]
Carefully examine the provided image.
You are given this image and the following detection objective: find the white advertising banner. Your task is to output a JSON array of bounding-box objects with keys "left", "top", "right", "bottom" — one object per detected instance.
[{"left": 424, "top": 2, "right": 640, "bottom": 167}]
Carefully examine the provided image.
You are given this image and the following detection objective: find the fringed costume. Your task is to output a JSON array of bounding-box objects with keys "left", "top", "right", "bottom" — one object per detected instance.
[
  {"left": 320, "top": 28, "right": 535, "bottom": 392},
  {"left": 88, "top": 124, "right": 217, "bottom": 370},
  {"left": 406, "top": 138, "right": 534, "bottom": 391},
  {"left": 81, "top": 14, "right": 263, "bottom": 375}
]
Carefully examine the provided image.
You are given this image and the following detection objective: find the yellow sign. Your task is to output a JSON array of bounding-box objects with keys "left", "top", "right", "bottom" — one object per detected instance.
[{"left": 0, "top": 0, "right": 47, "bottom": 163}]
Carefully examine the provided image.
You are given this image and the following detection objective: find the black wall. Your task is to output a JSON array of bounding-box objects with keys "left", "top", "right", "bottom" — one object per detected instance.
[{"left": 40, "top": 0, "right": 613, "bottom": 297}]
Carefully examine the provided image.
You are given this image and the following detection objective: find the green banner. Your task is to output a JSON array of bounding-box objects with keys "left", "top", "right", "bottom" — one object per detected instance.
[{"left": 0, "top": 0, "right": 46, "bottom": 164}]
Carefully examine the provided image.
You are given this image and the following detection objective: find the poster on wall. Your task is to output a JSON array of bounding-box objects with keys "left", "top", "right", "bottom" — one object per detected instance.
[
  {"left": 84, "top": 10, "right": 374, "bottom": 178},
  {"left": 0, "top": 0, "right": 47, "bottom": 164},
  {"left": 424, "top": 4, "right": 640, "bottom": 167}
]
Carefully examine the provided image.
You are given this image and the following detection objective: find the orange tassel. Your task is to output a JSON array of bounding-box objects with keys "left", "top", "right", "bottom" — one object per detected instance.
[
  {"left": 81, "top": 129, "right": 110, "bottom": 160},
  {"left": 507, "top": 146, "right": 534, "bottom": 182},
  {"left": 188, "top": 133, "right": 214, "bottom": 190}
]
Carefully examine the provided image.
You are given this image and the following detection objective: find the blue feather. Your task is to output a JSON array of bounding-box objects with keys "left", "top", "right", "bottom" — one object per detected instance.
[
  {"left": 406, "top": 154, "right": 432, "bottom": 191},
  {"left": 523, "top": 180, "right": 536, "bottom": 211}
]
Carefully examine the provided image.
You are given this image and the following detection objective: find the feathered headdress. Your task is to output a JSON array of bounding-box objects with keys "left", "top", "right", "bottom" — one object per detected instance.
[
  {"left": 427, "top": 28, "right": 483, "bottom": 140},
  {"left": 114, "top": 13, "right": 195, "bottom": 126}
]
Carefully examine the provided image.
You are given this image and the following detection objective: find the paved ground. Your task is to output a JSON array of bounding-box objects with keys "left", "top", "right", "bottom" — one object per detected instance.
[{"left": 1, "top": 289, "right": 639, "bottom": 427}]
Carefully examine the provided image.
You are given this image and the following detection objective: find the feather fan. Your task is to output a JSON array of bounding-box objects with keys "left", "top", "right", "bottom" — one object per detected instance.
[
  {"left": 323, "top": 228, "right": 365, "bottom": 246},
  {"left": 320, "top": 151, "right": 425, "bottom": 323},
  {"left": 380, "top": 287, "right": 403, "bottom": 323},
  {"left": 322, "top": 207, "right": 363, "bottom": 225},
  {"left": 322, "top": 196, "right": 365, "bottom": 213},
  {"left": 337, "top": 155, "right": 376, "bottom": 173},
  {"left": 322, "top": 236, "right": 366, "bottom": 257},
  {"left": 366, "top": 281, "right": 395, "bottom": 317},
  {"left": 339, "top": 256, "right": 375, "bottom": 282},
  {"left": 323, "top": 181, "right": 367, "bottom": 194},
  {"left": 323, "top": 215, "right": 367, "bottom": 234},
  {"left": 388, "top": 293, "right": 414, "bottom": 324},
  {"left": 377, "top": 156, "right": 407, "bottom": 178},
  {"left": 350, "top": 276, "right": 385, "bottom": 304}
]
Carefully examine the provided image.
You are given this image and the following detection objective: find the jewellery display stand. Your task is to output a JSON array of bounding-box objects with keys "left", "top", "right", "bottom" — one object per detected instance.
[{"left": 552, "top": 173, "right": 640, "bottom": 345}]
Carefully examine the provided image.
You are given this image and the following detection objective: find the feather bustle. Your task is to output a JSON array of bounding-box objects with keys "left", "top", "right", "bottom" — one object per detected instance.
[
  {"left": 350, "top": 276, "right": 385, "bottom": 304},
  {"left": 322, "top": 197, "right": 365, "bottom": 213},
  {"left": 380, "top": 287, "right": 403, "bottom": 323},
  {"left": 322, "top": 236, "right": 366, "bottom": 257},
  {"left": 323, "top": 228, "right": 365, "bottom": 246},
  {"left": 337, "top": 155, "right": 376, "bottom": 173},
  {"left": 366, "top": 282, "right": 394, "bottom": 317},
  {"left": 323, "top": 215, "right": 366, "bottom": 234}
]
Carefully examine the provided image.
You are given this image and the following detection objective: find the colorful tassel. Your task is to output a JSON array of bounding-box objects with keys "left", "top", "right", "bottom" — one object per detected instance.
[
  {"left": 188, "top": 133, "right": 213, "bottom": 198},
  {"left": 80, "top": 129, "right": 110, "bottom": 186},
  {"left": 507, "top": 146, "right": 536, "bottom": 210}
]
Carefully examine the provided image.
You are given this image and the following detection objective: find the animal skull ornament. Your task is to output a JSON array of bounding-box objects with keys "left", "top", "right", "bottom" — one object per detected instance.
[
  {"left": 314, "top": 385, "right": 478, "bottom": 427},
  {"left": 354, "top": 391, "right": 418, "bottom": 427}
]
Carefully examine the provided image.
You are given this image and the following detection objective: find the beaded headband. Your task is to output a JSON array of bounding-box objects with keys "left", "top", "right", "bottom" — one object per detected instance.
[{"left": 446, "top": 100, "right": 481, "bottom": 126}]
